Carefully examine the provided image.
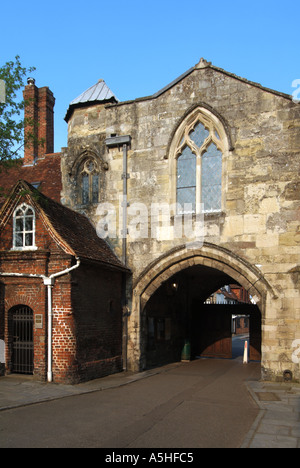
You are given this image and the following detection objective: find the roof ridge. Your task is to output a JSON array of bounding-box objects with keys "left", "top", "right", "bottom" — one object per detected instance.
[
  {"left": 0, "top": 180, "right": 129, "bottom": 272},
  {"left": 107, "top": 58, "right": 293, "bottom": 108},
  {"left": 65, "top": 79, "right": 119, "bottom": 122}
]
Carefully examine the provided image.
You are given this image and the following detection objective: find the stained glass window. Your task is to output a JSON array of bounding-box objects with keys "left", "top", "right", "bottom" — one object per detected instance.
[{"left": 13, "top": 204, "right": 35, "bottom": 249}]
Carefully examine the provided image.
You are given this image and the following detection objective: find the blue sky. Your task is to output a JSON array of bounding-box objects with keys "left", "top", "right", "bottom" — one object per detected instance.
[{"left": 1, "top": 0, "right": 299, "bottom": 152}]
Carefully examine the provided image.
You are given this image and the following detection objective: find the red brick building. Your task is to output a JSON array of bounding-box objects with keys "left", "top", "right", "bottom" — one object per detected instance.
[
  {"left": 0, "top": 79, "right": 130, "bottom": 384},
  {"left": 0, "top": 78, "right": 62, "bottom": 205},
  {"left": 0, "top": 180, "right": 129, "bottom": 383}
]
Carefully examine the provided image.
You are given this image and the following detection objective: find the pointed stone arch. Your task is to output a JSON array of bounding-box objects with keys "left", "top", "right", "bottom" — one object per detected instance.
[
  {"left": 128, "top": 243, "right": 277, "bottom": 372},
  {"left": 166, "top": 102, "right": 234, "bottom": 162},
  {"left": 69, "top": 149, "right": 109, "bottom": 206},
  {"left": 167, "top": 104, "right": 233, "bottom": 213},
  {"left": 69, "top": 148, "right": 108, "bottom": 178}
]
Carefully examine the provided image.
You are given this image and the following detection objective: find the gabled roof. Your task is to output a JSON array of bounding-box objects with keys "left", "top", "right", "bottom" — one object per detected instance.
[
  {"left": 151, "top": 58, "right": 293, "bottom": 101},
  {"left": 108, "top": 58, "right": 293, "bottom": 108},
  {"left": 0, "top": 180, "right": 129, "bottom": 273},
  {"left": 65, "top": 79, "right": 118, "bottom": 122}
]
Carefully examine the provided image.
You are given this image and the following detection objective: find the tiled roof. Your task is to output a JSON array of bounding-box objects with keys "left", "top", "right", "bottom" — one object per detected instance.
[
  {"left": 0, "top": 180, "right": 129, "bottom": 272},
  {"left": 0, "top": 153, "right": 62, "bottom": 206}
]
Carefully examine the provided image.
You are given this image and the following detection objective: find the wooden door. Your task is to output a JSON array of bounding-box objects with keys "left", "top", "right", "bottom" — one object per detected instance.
[{"left": 192, "top": 306, "right": 232, "bottom": 359}]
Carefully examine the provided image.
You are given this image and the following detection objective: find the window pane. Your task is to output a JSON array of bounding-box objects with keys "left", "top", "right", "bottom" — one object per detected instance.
[
  {"left": 25, "top": 208, "right": 34, "bottom": 217},
  {"left": 15, "top": 218, "right": 24, "bottom": 232},
  {"left": 25, "top": 217, "right": 33, "bottom": 231},
  {"left": 189, "top": 122, "right": 209, "bottom": 148},
  {"left": 177, "top": 146, "right": 196, "bottom": 212},
  {"left": 92, "top": 174, "right": 99, "bottom": 204},
  {"left": 202, "top": 143, "right": 222, "bottom": 212},
  {"left": 82, "top": 173, "right": 89, "bottom": 204},
  {"left": 15, "top": 209, "right": 24, "bottom": 217},
  {"left": 177, "top": 187, "right": 196, "bottom": 212},
  {"left": 177, "top": 147, "right": 196, "bottom": 189},
  {"left": 15, "top": 233, "right": 23, "bottom": 247},
  {"left": 87, "top": 161, "right": 95, "bottom": 172},
  {"left": 25, "top": 233, "right": 33, "bottom": 247}
]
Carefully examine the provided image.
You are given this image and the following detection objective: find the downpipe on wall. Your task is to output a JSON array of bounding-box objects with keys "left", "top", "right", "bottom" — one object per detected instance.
[
  {"left": 0, "top": 257, "right": 81, "bottom": 383},
  {"left": 106, "top": 135, "right": 132, "bottom": 371}
]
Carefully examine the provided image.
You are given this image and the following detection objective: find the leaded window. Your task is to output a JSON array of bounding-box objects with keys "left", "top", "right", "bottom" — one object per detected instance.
[
  {"left": 13, "top": 204, "right": 36, "bottom": 249},
  {"left": 177, "top": 146, "right": 196, "bottom": 212},
  {"left": 80, "top": 159, "right": 99, "bottom": 205},
  {"left": 176, "top": 118, "right": 223, "bottom": 213},
  {"left": 201, "top": 143, "right": 222, "bottom": 212}
]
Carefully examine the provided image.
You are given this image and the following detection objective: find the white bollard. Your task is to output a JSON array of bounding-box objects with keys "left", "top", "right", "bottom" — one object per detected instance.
[{"left": 243, "top": 340, "right": 248, "bottom": 364}]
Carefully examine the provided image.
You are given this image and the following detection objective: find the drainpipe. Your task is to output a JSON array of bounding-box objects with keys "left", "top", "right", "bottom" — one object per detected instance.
[
  {"left": 44, "top": 257, "right": 81, "bottom": 382},
  {"left": 122, "top": 142, "right": 129, "bottom": 266},
  {"left": 0, "top": 257, "right": 81, "bottom": 383},
  {"left": 105, "top": 135, "right": 131, "bottom": 371},
  {"left": 43, "top": 277, "right": 54, "bottom": 383},
  {"left": 105, "top": 134, "right": 131, "bottom": 266}
]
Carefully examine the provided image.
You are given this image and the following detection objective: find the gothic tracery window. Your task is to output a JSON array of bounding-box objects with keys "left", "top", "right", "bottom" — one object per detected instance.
[
  {"left": 174, "top": 111, "right": 225, "bottom": 214},
  {"left": 13, "top": 203, "right": 36, "bottom": 249},
  {"left": 80, "top": 159, "right": 100, "bottom": 205}
]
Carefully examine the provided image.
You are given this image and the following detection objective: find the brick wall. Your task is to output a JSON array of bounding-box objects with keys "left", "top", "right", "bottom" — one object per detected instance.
[
  {"left": 0, "top": 194, "right": 124, "bottom": 384},
  {"left": 0, "top": 194, "right": 73, "bottom": 381},
  {"left": 0, "top": 204, "right": 74, "bottom": 381},
  {"left": 69, "top": 263, "right": 124, "bottom": 383},
  {"left": 23, "top": 79, "right": 55, "bottom": 165}
]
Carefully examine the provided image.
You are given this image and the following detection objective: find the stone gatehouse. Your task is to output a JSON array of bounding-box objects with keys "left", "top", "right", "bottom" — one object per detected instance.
[
  {"left": 62, "top": 58, "right": 300, "bottom": 382},
  {"left": 1, "top": 58, "right": 299, "bottom": 383}
]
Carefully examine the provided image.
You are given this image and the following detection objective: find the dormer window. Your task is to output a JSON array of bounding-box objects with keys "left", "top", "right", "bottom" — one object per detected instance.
[{"left": 13, "top": 204, "right": 36, "bottom": 250}]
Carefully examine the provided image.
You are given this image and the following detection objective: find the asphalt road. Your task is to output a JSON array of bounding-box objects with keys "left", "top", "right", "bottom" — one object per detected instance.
[{"left": 0, "top": 357, "right": 260, "bottom": 448}]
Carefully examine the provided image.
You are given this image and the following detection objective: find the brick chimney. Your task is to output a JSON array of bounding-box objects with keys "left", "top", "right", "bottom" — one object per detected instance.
[{"left": 23, "top": 78, "right": 55, "bottom": 165}]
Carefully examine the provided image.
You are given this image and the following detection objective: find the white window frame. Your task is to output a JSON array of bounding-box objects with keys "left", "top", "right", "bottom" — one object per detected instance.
[{"left": 12, "top": 203, "right": 37, "bottom": 251}]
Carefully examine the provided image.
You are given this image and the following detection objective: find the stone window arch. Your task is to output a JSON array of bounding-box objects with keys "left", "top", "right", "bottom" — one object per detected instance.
[
  {"left": 70, "top": 150, "right": 108, "bottom": 207},
  {"left": 13, "top": 203, "right": 36, "bottom": 249},
  {"left": 79, "top": 158, "right": 100, "bottom": 205},
  {"left": 169, "top": 106, "right": 230, "bottom": 214}
]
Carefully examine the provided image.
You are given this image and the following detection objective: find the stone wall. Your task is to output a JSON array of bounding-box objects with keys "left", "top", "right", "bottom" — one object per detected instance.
[{"left": 62, "top": 61, "right": 300, "bottom": 381}]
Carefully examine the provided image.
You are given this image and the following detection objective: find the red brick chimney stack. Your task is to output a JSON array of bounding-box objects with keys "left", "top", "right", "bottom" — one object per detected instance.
[{"left": 23, "top": 78, "right": 55, "bottom": 166}]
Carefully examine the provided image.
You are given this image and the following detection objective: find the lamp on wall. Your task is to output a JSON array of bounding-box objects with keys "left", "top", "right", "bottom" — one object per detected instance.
[{"left": 165, "top": 278, "right": 179, "bottom": 296}]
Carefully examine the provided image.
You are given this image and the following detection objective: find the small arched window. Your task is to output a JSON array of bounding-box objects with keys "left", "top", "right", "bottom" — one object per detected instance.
[
  {"left": 13, "top": 204, "right": 36, "bottom": 249},
  {"left": 80, "top": 159, "right": 99, "bottom": 205}
]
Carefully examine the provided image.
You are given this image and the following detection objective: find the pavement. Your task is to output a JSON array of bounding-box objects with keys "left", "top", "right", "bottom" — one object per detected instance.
[
  {"left": 0, "top": 362, "right": 299, "bottom": 448},
  {"left": 242, "top": 380, "right": 300, "bottom": 448}
]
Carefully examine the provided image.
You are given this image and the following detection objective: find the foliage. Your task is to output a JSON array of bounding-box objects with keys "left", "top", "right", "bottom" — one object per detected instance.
[{"left": 0, "top": 55, "right": 35, "bottom": 166}]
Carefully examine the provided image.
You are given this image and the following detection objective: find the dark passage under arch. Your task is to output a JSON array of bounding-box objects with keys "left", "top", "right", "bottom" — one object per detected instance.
[{"left": 143, "top": 265, "right": 261, "bottom": 369}]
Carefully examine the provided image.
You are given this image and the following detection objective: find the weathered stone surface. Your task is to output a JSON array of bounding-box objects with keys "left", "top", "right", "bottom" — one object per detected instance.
[{"left": 62, "top": 61, "right": 300, "bottom": 381}]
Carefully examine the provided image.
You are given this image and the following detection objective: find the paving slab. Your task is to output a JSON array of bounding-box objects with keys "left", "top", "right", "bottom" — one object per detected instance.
[{"left": 242, "top": 381, "right": 300, "bottom": 448}]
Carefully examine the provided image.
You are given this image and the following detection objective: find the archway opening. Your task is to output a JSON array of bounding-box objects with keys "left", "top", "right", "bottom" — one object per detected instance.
[
  {"left": 8, "top": 305, "right": 34, "bottom": 375},
  {"left": 143, "top": 264, "right": 261, "bottom": 369}
]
